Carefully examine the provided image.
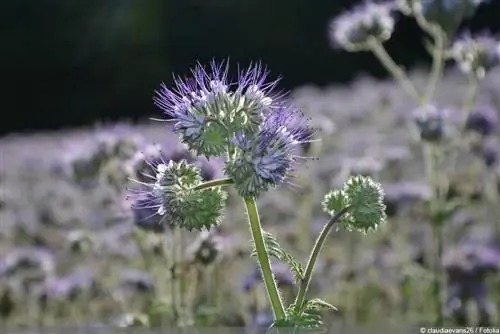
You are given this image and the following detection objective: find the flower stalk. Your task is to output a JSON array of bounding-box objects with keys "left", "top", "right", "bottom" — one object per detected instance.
[
  {"left": 244, "top": 196, "right": 286, "bottom": 320},
  {"left": 294, "top": 207, "right": 350, "bottom": 310}
]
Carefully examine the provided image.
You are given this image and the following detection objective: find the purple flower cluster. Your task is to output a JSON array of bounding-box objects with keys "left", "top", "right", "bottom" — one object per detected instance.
[
  {"left": 152, "top": 61, "right": 316, "bottom": 198},
  {"left": 225, "top": 106, "right": 315, "bottom": 197}
]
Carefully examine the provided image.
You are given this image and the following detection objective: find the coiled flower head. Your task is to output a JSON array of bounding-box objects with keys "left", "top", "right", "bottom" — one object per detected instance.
[
  {"left": 322, "top": 175, "right": 386, "bottom": 234},
  {"left": 224, "top": 106, "right": 315, "bottom": 198},
  {"left": 329, "top": 1, "right": 395, "bottom": 52},
  {"left": 451, "top": 33, "right": 500, "bottom": 79},
  {"left": 153, "top": 61, "right": 285, "bottom": 158},
  {"left": 128, "top": 160, "right": 227, "bottom": 231},
  {"left": 406, "top": 0, "right": 486, "bottom": 35}
]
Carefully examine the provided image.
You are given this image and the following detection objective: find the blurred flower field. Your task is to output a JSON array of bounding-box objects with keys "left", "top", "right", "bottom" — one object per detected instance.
[{"left": 0, "top": 68, "right": 499, "bottom": 329}]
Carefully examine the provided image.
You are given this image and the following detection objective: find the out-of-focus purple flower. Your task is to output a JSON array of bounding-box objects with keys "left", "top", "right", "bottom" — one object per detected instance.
[
  {"left": 253, "top": 309, "right": 274, "bottom": 327},
  {"left": 443, "top": 243, "right": 500, "bottom": 325},
  {"left": 413, "top": 104, "right": 448, "bottom": 142},
  {"left": 474, "top": 137, "right": 499, "bottom": 168},
  {"left": 2, "top": 247, "right": 55, "bottom": 278},
  {"left": 225, "top": 105, "right": 315, "bottom": 198},
  {"left": 403, "top": 0, "right": 487, "bottom": 35},
  {"left": 118, "top": 268, "right": 155, "bottom": 294},
  {"left": 329, "top": 1, "right": 395, "bottom": 52},
  {"left": 451, "top": 33, "right": 500, "bottom": 79},
  {"left": 383, "top": 181, "right": 431, "bottom": 216},
  {"left": 465, "top": 106, "right": 499, "bottom": 136},
  {"left": 37, "top": 267, "right": 100, "bottom": 304},
  {"left": 187, "top": 230, "right": 223, "bottom": 266}
]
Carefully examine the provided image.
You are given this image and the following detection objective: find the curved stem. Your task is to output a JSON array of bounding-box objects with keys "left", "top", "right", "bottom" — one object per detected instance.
[
  {"left": 244, "top": 196, "right": 286, "bottom": 320},
  {"left": 369, "top": 39, "right": 421, "bottom": 103},
  {"left": 294, "top": 207, "right": 350, "bottom": 310},
  {"left": 191, "top": 177, "right": 234, "bottom": 191}
]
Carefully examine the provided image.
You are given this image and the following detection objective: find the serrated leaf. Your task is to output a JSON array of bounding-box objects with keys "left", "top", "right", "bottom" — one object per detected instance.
[
  {"left": 304, "top": 298, "right": 338, "bottom": 312},
  {"left": 250, "top": 230, "right": 304, "bottom": 282},
  {"left": 271, "top": 313, "right": 327, "bottom": 333}
]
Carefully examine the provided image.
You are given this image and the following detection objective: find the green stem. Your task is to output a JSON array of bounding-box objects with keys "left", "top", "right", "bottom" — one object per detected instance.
[
  {"left": 191, "top": 177, "right": 234, "bottom": 191},
  {"left": 463, "top": 75, "right": 479, "bottom": 114},
  {"left": 369, "top": 39, "right": 421, "bottom": 103},
  {"left": 423, "top": 31, "right": 446, "bottom": 104},
  {"left": 433, "top": 224, "right": 444, "bottom": 325},
  {"left": 294, "top": 207, "right": 350, "bottom": 310},
  {"left": 243, "top": 196, "right": 286, "bottom": 320},
  {"left": 485, "top": 172, "right": 500, "bottom": 241}
]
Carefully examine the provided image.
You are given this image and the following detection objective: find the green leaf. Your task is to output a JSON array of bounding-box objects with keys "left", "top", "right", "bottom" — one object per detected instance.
[
  {"left": 303, "top": 298, "right": 338, "bottom": 312},
  {"left": 250, "top": 230, "right": 304, "bottom": 282}
]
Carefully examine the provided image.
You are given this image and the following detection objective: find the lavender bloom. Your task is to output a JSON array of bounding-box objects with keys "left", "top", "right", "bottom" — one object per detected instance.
[
  {"left": 413, "top": 104, "right": 456, "bottom": 142},
  {"left": 465, "top": 106, "right": 499, "bottom": 136},
  {"left": 480, "top": 141, "right": 498, "bottom": 168},
  {"left": 451, "top": 33, "right": 500, "bottom": 79},
  {"left": 153, "top": 61, "right": 285, "bottom": 158},
  {"left": 444, "top": 244, "right": 500, "bottom": 325},
  {"left": 225, "top": 105, "right": 315, "bottom": 198},
  {"left": 411, "top": 0, "right": 487, "bottom": 35},
  {"left": 383, "top": 181, "right": 431, "bottom": 216},
  {"left": 118, "top": 268, "right": 155, "bottom": 294},
  {"left": 38, "top": 267, "right": 99, "bottom": 304},
  {"left": 187, "top": 230, "right": 223, "bottom": 266},
  {"left": 329, "top": 1, "right": 395, "bottom": 52}
]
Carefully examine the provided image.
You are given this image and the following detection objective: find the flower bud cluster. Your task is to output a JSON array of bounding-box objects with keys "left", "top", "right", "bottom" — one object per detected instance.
[
  {"left": 329, "top": 2, "right": 395, "bottom": 52},
  {"left": 322, "top": 175, "right": 387, "bottom": 234},
  {"left": 128, "top": 160, "right": 227, "bottom": 232}
]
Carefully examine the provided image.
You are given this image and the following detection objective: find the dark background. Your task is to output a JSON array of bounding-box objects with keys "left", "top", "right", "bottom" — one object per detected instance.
[{"left": 2, "top": 0, "right": 500, "bottom": 136}]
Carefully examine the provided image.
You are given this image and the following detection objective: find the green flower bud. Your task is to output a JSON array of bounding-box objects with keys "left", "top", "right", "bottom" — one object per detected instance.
[{"left": 342, "top": 175, "right": 387, "bottom": 233}]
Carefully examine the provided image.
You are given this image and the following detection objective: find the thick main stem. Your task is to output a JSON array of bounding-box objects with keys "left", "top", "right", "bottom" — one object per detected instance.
[
  {"left": 294, "top": 207, "right": 349, "bottom": 310},
  {"left": 244, "top": 196, "right": 286, "bottom": 320}
]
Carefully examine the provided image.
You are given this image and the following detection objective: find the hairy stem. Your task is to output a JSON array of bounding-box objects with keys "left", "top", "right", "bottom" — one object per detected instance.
[
  {"left": 294, "top": 207, "right": 350, "bottom": 310},
  {"left": 244, "top": 197, "right": 286, "bottom": 320},
  {"left": 244, "top": 196, "right": 286, "bottom": 320},
  {"left": 369, "top": 39, "right": 421, "bottom": 102},
  {"left": 191, "top": 177, "right": 234, "bottom": 191}
]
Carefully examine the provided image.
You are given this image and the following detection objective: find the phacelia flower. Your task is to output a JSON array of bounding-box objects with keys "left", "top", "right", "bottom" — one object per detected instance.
[
  {"left": 443, "top": 243, "right": 500, "bottom": 326},
  {"left": 187, "top": 230, "right": 223, "bottom": 266},
  {"left": 128, "top": 160, "right": 227, "bottom": 231},
  {"left": 451, "top": 33, "right": 500, "bottom": 79},
  {"left": 224, "top": 105, "right": 315, "bottom": 198},
  {"left": 464, "top": 106, "right": 499, "bottom": 136},
  {"left": 409, "top": 0, "right": 486, "bottom": 35},
  {"left": 329, "top": 1, "right": 395, "bottom": 52},
  {"left": 413, "top": 104, "right": 453, "bottom": 142},
  {"left": 153, "top": 61, "right": 285, "bottom": 158}
]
